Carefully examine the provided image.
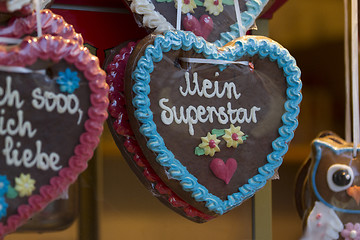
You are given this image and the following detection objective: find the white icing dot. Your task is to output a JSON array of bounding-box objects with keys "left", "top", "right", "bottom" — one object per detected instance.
[
  {"left": 0, "top": 205, "right": 2, "bottom": 211},
  {"left": 0, "top": 109, "right": 4, "bottom": 114},
  {"left": 0, "top": 183, "right": 4, "bottom": 189},
  {"left": 215, "top": 72, "right": 219, "bottom": 77},
  {"left": 350, "top": 230, "right": 357, "bottom": 238},
  {"left": 16, "top": 142, "right": 21, "bottom": 148}
]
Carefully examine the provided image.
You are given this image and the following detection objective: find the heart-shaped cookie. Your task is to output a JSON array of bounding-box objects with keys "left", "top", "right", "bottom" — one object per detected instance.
[
  {"left": 106, "top": 41, "right": 214, "bottom": 222},
  {"left": 125, "top": 0, "right": 269, "bottom": 44},
  {"left": 0, "top": 35, "right": 108, "bottom": 237},
  {"left": 124, "top": 30, "right": 302, "bottom": 217},
  {"left": 0, "top": 9, "right": 83, "bottom": 45}
]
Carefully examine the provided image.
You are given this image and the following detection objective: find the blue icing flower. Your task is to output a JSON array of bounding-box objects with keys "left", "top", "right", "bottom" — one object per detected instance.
[
  {"left": 0, "top": 175, "right": 9, "bottom": 196},
  {"left": 56, "top": 68, "right": 81, "bottom": 93},
  {"left": 0, "top": 197, "right": 8, "bottom": 219}
]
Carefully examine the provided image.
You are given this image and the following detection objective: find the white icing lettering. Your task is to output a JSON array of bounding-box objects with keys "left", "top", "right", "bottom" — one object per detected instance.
[
  {"left": 31, "top": 88, "right": 83, "bottom": 125},
  {"left": 179, "top": 72, "right": 241, "bottom": 99},
  {"left": 0, "top": 76, "right": 24, "bottom": 108},
  {"left": 2, "top": 136, "right": 62, "bottom": 171},
  {"left": 159, "top": 99, "right": 260, "bottom": 135},
  {"left": 159, "top": 98, "right": 173, "bottom": 125},
  {"left": 0, "top": 109, "right": 37, "bottom": 138}
]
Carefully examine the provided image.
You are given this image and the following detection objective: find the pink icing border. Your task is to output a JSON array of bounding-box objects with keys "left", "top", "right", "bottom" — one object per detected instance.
[
  {"left": 106, "top": 42, "right": 214, "bottom": 222},
  {"left": 0, "top": 9, "right": 83, "bottom": 45},
  {"left": 0, "top": 35, "right": 108, "bottom": 237}
]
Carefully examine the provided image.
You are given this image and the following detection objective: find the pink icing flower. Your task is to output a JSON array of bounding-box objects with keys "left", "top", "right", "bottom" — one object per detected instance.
[{"left": 341, "top": 223, "right": 360, "bottom": 240}]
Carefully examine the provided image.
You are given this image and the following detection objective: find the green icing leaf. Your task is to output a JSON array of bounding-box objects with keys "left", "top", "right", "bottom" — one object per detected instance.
[
  {"left": 212, "top": 129, "right": 225, "bottom": 137},
  {"left": 6, "top": 186, "right": 18, "bottom": 199},
  {"left": 195, "top": 147, "right": 205, "bottom": 156},
  {"left": 194, "top": 0, "right": 203, "bottom": 6},
  {"left": 242, "top": 135, "right": 248, "bottom": 141},
  {"left": 222, "top": 0, "right": 234, "bottom": 5}
]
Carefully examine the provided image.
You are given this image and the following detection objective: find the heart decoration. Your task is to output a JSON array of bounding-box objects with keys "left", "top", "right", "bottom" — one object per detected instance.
[
  {"left": 182, "top": 14, "right": 213, "bottom": 40},
  {"left": 106, "top": 41, "right": 214, "bottom": 222},
  {"left": 0, "top": 35, "right": 108, "bottom": 237},
  {"left": 210, "top": 158, "right": 237, "bottom": 184},
  {"left": 125, "top": 0, "right": 269, "bottom": 45},
  {"left": 124, "top": 30, "right": 302, "bottom": 217},
  {"left": 0, "top": 9, "right": 83, "bottom": 45}
]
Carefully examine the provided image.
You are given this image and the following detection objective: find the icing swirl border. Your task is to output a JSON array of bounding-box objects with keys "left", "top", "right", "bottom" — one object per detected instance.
[
  {"left": 131, "top": 30, "right": 302, "bottom": 215},
  {"left": 0, "top": 35, "right": 108, "bottom": 236},
  {"left": 129, "top": 0, "right": 269, "bottom": 46}
]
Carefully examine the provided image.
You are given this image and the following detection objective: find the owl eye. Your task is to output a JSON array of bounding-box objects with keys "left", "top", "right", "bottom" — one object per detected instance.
[{"left": 327, "top": 164, "right": 354, "bottom": 192}]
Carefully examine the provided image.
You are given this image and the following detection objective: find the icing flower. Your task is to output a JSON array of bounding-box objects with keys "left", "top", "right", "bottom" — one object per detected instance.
[
  {"left": 222, "top": 124, "right": 245, "bottom": 148},
  {"left": 56, "top": 68, "right": 81, "bottom": 93},
  {"left": 175, "top": 0, "right": 197, "bottom": 14},
  {"left": 203, "top": 0, "right": 223, "bottom": 16},
  {"left": 15, "top": 173, "right": 36, "bottom": 197},
  {"left": 199, "top": 132, "right": 221, "bottom": 157},
  {"left": 0, "top": 197, "right": 8, "bottom": 219},
  {"left": 0, "top": 175, "right": 9, "bottom": 196},
  {"left": 341, "top": 223, "right": 360, "bottom": 240}
]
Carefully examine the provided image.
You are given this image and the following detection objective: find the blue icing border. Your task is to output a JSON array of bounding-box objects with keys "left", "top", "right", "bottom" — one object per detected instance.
[
  {"left": 311, "top": 140, "right": 360, "bottom": 214},
  {"left": 131, "top": 30, "right": 302, "bottom": 215},
  {"left": 216, "top": 0, "right": 269, "bottom": 46}
]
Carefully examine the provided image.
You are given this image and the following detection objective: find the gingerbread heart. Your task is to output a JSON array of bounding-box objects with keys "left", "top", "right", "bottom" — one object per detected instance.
[
  {"left": 106, "top": 41, "right": 214, "bottom": 222},
  {"left": 0, "top": 9, "right": 83, "bottom": 45},
  {"left": 124, "top": 30, "right": 301, "bottom": 217},
  {"left": 125, "top": 0, "right": 269, "bottom": 44},
  {"left": 0, "top": 35, "right": 108, "bottom": 237}
]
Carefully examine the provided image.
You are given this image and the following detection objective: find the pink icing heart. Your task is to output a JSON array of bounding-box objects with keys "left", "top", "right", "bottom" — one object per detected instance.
[
  {"left": 182, "top": 14, "right": 213, "bottom": 40},
  {"left": 210, "top": 158, "right": 237, "bottom": 184}
]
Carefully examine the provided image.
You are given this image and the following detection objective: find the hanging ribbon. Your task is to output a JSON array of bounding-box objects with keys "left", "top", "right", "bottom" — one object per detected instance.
[
  {"left": 34, "top": 0, "right": 42, "bottom": 37},
  {"left": 351, "top": 0, "right": 359, "bottom": 157},
  {"left": 344, "top": 0, "right": 351, "bottom": 142},
  {"left": 180, "top": 57, "right": 249, "bottom": 66},
  {"left": 0, "top": 66, "right": 46, "bottom": 74},
  {"left": 233, "top": 0, "right": 244, "bottom": 37}
]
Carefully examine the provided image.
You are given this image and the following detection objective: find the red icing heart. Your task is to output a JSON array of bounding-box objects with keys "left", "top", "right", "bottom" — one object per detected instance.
[
  {"left": 210, "top": 158, "right": 237, "bottom": 184},
  {"left": 182, "top": 14, "right": 213, "bottom": 40}
]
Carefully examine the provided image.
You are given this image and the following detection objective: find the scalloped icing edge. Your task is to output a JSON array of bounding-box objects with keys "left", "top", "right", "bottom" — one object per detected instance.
[
  {"left": 128, "top": 0, "right": 269, "bottom": 46},
  {"left": 0, "top": 35, "right": 108, "bottom": 236},
  {"left": 0, "top": 9, "right": 83, "bottom": 45},
  {"left": 130, "top": 30, "right": 302, "bottom": 215}
]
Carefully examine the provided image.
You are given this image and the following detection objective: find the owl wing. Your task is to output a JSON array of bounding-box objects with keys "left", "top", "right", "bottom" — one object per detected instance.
[{"left": 301, "top": 201, "right": 343, "bottom": 240}]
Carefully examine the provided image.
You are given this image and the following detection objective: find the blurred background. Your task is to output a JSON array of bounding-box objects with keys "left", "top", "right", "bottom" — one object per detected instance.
[{"left": 6, "top": 0, "right": 349, "bottom": 239}]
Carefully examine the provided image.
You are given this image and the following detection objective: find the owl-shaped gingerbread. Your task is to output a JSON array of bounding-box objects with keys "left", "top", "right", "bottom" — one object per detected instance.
[{"left": 295, "top": 131, "right": 360, "bottom": 240}]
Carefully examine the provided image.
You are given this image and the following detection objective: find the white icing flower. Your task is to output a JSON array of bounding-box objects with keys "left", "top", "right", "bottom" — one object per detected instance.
[
  {"left": 222, "top": 124, "right": 245, "bottom": 148},
  {"left": 15, "top": 173, "right": 36, "bottom": 197},
  {"left": 204, "top": 0, "right": 224, "bottom": 16},
  {"left": 174, "top": 0, "right": 197, "bottom": 14},
  {"left": 199, "top": 132, "right": 220, "bottom": 157}
]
